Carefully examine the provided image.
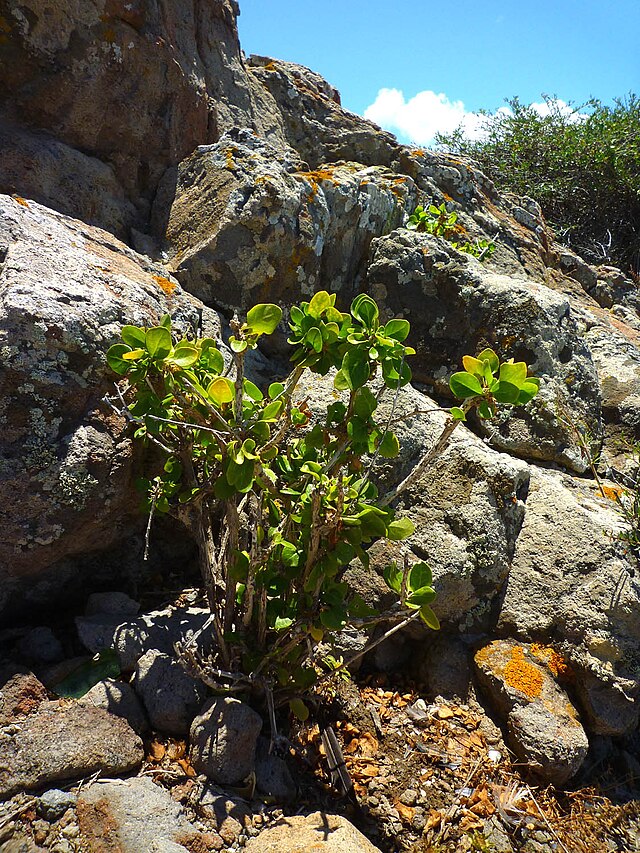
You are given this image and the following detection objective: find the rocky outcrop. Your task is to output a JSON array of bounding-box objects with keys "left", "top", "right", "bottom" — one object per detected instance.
[
  {"left": 0, "top": 194, "right": 218, "bottom": 615},
  {"left": 0, "top": 0, "right": 284, "bottom": 233},
  {"left": 159, "top": 129, "right": 417, "bottom": 315}
]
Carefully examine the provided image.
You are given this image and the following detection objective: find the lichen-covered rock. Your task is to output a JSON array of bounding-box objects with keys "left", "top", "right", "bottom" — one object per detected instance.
[
  {"left": 0, "top": 701, "right": 143, "bottom": 797},
  {"left": 366, "top": 228, "right": 602, "bottom": 471},
  {"left": 474, "top": 639, "right": 588, "bottom": 784},
  {"left": 248, "top": 55, "right": 399, "bottom": 170},
  {"left": 0, "top": 195, "right": 220, "bottom": 616},
  {"left": 0, "top": 0, "right": 284, "bottom": 226},
  {"left": 499, "top": 468, "right": 640, "bottom": 735},
  {"left": 159, "top": 128, "right": 417, "bottom": 315}
]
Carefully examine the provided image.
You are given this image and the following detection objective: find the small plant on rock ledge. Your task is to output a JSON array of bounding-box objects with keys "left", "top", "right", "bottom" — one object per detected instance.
[
  {"left": 407, "top": 202, "right": 496, "bottom": 260},
  {"left": 105, "top": 293, "right": 537, "bottom": 714}
]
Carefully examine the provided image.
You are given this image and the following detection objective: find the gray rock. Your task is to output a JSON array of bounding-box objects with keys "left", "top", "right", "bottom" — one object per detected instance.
[
  {"left": 248, "top": 55, "right": 399, "bottom": 170},
  {"left": 0, "top": 194, "right": 221, "bottom": 619},
  {"left": 499, "top": 468, "right": 640, "bottom": 735},
  {"left": 160, "top": 129, "right": 417, "bottom": 317},
  {"left": 244, "top": 811, "right": 381, "bottom": 852},
  {"left": 195, "top": 788, "right": 252, "bottom": 842},
  {"left": 37, "top": 789, "right": 77, "bottom": 822},
  {"left": 77, "top": 777, "right": 207, "bottom": 852},
  {"left": 0, "top": 0, "right": 284, "bottom": 215},
  {"left": 418, "top": 636, "right": 471, "bottom": 701},
  {"left": 15, "top": 627, "right": 64, "bottom": 665},
  {"left": 0, "top": 120, "right": 136, "bottom": 239},
  {"left": 0, "top": 700, "right": 143, "bottom": 797},
  {"left": 366, "top": 228, "right": 603, "bottom": 472},
  {"left": 255, "top": 738, "right": 297, "bottom": 802},
  {"left": 132, "top": 650, "right": 206, "bottom": 735},
  {"left": 76, "top": 606, "right": 210, "bottom": 671},
  {"left": 79, "top": 678, "right": 148, "bottom": 734},
  {"left": 475, "top": 639, "right": 589, "bottom": 785},
  {"left": 190, "top": 697, "right": 262, "bottom": 785},
  {"left": 84, "top": 592, "right": 140, "bottom": 618}
]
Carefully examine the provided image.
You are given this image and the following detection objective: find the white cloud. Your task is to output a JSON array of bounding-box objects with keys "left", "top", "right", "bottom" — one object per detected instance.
[
  {"left": 363, "top": 89, "right": 584, "bottom": 147},
  {"left": 364, "top": 88, "right": 486, "bottom": 146}
]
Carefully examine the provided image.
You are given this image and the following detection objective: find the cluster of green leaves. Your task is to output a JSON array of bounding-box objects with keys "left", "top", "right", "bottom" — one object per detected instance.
[
  {"left": 107, "top": 292, "right": 436, "bottom": 708},
  {"left": 407, "top": 203, "right": 496, "bottom": 260},
  {"left": 448, "top": 347, "right": 540, "bottom": 420},
  {"left": 436, "top": 93, "right": 640, "bottom": 272}
]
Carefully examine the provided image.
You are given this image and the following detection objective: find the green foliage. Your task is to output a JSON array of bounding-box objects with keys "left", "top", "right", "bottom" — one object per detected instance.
[
  {"left": 436, "top": 93, "right": 640, "bottom": 272},
  {"left": 107, "top": 298, "right": 539, "bottom": 702},
  {"left": 107, "top": 293, "right": 426, "bottom": 700},
  {"left": 407, "top": 203, "right": 496, "bottom": 261},
  {"left": 449, "top": 347, "right": 540, "bottom": 419}
]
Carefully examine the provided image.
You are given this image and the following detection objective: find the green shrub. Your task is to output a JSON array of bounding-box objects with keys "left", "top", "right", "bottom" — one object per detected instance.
[
  {"left": 436, "top": 94, "right": 640, "bottom": 273},
  {"left": 105, "top": 295, "right": 537, "bottom": 709},
  {"left": 407, "top": 202, "right": 496, "bottom": 261}
]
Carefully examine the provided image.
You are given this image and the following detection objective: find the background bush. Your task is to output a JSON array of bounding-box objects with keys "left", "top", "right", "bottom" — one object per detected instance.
[{"left": 436, "top": 94, "right": 640, "bottom": 274}]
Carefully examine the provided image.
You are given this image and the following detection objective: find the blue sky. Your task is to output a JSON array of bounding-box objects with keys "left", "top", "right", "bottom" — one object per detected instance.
[{"left": 238, "top": 0, "right": 639, "bottom": 145}]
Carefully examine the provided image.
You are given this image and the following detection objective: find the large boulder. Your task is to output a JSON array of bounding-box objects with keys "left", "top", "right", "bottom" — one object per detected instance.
[
  {"left": 0, "top": 0, "right": 284, "bottom": 232},
  {"left": 498, "top": 468, "right": 640, "bottom": 735},
  {"left": 0, "top": 194, "right": 219, "bottom": 616},
  {"left": 248, "top": 55, "right": 399, "bottom": 170},
  {"left": 366, "top": 228, "right": 602, "bottom": 471},
  {"left": 158, "top": 129, "right": 417, "bottom": 315}
]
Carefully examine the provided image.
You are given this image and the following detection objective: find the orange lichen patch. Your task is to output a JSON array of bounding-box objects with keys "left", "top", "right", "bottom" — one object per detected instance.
[
  {"left": 294, "top": 167, "right": 341, "bottom": 201},
  {"left": 263, "top": 61, "right": 276, "bottom": 71},
  {"left": 598, "top": 483, "right": 625, "bottom": 502},
  {"left": 153, "top": 274, "right": 177, "bottom": 296},
  {"left": 409, "top": 148, "right": 425, "bottom": 158},
  {"left": 530, "top": 643, "right": 571, "bottom": 679},
  {"left": 12, "top": 195, "right": 30, "bottom": 208},
  {"left": 504, "top": 646, "right": 544, "bottom": 699}
]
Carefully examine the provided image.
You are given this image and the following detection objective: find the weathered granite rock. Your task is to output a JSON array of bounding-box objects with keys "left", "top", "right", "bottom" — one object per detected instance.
[
  {"left": 474, "top": 639, "right": 589, "bottom": 784},
  {"left": 37, "top": 789, "right": 77, "bottom": 822},
  {"left": 366, "top": 228, "right": 602, "bottom": 471},
  {"left": 76, "top": 606, "right": 210, "bottom": 671},
  {"left": 77, "top": 777, "right": 209, "bottom": 852},
  {"left": 248, "top": 55, "right": 399, "bottom": 170},
  {"left": 79, "top": 678, "right": 148, "bottom": 734},
  {"left": 499, "top": 468, "right": 640, "bottom": 735},
  {"left": 0, "top": 701, "right": 143, "bottom": 797},
  {"left": 0, "top": 121, "right": 137, "bottom": 240},
  {"left": 195, "top": 788, "right": 251, "bottom": 844},
  {"left": 159, "top": 128, "right": 417, "bottom": 315},
  {"left": 132, "top": 650, "right": 206, "bottom": 735},
  {"left": 299, "top": 372, "right": 530, "bottom": 630},
  {"left": 190, "top": 697, "right": 262, "bottom": 785},
  {"left": 0, "top": 195, "right": 220, "bottom": 616},
  {"left": 0, "top": 0, "right": 284, "bottom": 223},
  {"left": 244, "top": 811, "right": 381, "bottom": 852}
]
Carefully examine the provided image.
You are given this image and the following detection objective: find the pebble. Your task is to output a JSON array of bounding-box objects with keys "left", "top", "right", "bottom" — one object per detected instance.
[
  {"left": 399, "top": 788, "right": 418, "bottom": 806},
  {"left": 37, "top": 790, "right": 77, "bottom": 822}
]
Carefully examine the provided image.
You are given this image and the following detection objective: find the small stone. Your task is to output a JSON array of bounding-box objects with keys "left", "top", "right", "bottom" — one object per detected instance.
[
  {"left": 190, "top": 698, "right": 262, "bottom": 785},
  {"left": 133, "top": 650, "right": 206, "bottom": 735},
  {"left": 84, "top": 592, "right": 140, "bottom": 617},
  {"left": 399, "top": 788, "right": 417, "bottom": 806},
  {"left": 254, "top": 738, "right": 297, "bottom": 802},
  {"left": 244, "top": 811, "right": 381, "bottom": 852},
  {"left": 61, "top": 823, "right": 79, "bottom": 838},
  {"left": 16, "top": 627, "right": 64, "bottom": 665},
  {"left": 37, "top": 789, "right": 77, "bottom": 821},
  {"left": 80, "top": 678, "right": 148, "bottom": 734}
]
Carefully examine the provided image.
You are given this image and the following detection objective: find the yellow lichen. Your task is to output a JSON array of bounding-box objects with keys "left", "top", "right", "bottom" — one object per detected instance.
[
  {"left": 12, "top": 195, "right": 30, "bottom": 208},
  {"left": 504, "top": 646, "right": 543, "bottom": 699},
  {"left": 225, "top": 147, "right": 236, "bottom": 170},
  {"left": 599, "top": 484, "right": 625, "bottom": 502},
  {"left": 152, "top": 275, "right": 177, "bottom": 296}
]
